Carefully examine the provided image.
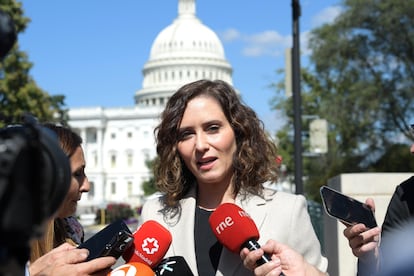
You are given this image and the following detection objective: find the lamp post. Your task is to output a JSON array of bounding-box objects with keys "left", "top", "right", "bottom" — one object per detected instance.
[
  {"left": 292, "top": 0, "right": 303, "bottom": 194},
  {"left": 99, "top": 202, "right": 107, "bottom": 225}
]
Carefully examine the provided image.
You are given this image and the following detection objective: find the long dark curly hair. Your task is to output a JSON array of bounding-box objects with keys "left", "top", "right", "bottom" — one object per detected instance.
[{"left": 154, "top": 79, "right": 279, "bottom": 208}]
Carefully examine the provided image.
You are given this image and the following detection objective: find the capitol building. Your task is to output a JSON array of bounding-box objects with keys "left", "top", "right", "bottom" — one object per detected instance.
[{"left": 69, "top": 0, "right": 233, "bottom": 211}]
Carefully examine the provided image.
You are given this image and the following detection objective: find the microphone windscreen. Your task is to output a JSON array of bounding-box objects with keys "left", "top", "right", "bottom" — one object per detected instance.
[
  {"left": 209, "top": 203, "right": 260, "bottom": 253},
  {"left": 123, "top": 220, "right": 172, "bottom": 268},
  {"left": 107, "top": 262, "right": 154, "bottom": 276},
  {"left": 154, "top": 256, "right": 194, "bottom": 276}
]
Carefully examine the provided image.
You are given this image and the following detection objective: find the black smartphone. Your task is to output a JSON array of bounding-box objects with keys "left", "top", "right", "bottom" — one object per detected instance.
[
  {"left": 78, "top": 219, "right": 134, "bottom": 261},
  {"left": 320, "top": 186, "right": 377, "bottom": 228}
]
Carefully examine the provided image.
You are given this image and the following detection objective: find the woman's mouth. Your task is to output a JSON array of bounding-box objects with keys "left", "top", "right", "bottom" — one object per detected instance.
[{"left": 197, "top": 157, "right": 217, "bottom": 169}]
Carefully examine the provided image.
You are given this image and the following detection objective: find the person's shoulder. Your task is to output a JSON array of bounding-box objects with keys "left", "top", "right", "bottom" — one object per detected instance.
[
  {"left": 399, "top": 175, "right": 414, "bottom": 188},
  {"left": 143, "top": 193, "right": 164, "bottom": 207},
  {"left": 142, "top": 193, "right": 166, "bottom": 214},
  {"left": 263, "top": 188, "right": 303, "bottom": 198},
  {"left": 395, "top": 176, "right": 414, "bottom": 196},
  {"left": 141, "top": 193, "right": 166, "bottom": 221},
  {"left": 263, "top": 188, "right": 306, "bottom": 205}
]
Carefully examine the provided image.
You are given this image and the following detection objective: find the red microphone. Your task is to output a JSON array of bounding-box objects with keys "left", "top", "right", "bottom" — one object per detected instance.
[
  {"left": 107, "top": 262, "right": 154, "bottom": 276},
  {"left": 209, "top": 203, "right": 272, "bottom": 266},
  {"left": 122, "top": 220, "right": 172, "bottom": 268}
]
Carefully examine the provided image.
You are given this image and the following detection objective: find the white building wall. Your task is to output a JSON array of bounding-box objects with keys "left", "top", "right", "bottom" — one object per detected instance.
[{"left": 70, "top": 107, "right": 163, "bottom": 211}]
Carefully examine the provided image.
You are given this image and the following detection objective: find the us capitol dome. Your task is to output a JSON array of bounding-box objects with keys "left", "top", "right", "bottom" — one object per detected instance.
[
  {"left": 68, "top": 0, "right": 234, "bottom": 211},
  {"left": 135, "top": 0, "right": 232, "bottom": 107}
]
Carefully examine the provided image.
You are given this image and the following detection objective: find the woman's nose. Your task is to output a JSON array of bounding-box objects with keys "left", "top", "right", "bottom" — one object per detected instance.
[
  {"left": 80, "top": 177, "right": 90, "bottom": 192},
  {"left": 195, "top": 134, "right": 209, "bottom": 151}
]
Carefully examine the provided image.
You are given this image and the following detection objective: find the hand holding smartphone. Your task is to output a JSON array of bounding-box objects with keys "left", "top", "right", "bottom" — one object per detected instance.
[
  {"left": 320, "top": 186, "right": 377, "bottom": 228},
  {"left": 77, "top": 219, "right": 134, "bottom": 261}
]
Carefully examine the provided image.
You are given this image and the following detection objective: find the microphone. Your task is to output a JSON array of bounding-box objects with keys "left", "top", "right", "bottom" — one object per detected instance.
[
  {"left": 209, "top": 203, "right": 272, "bottom": 266},
  {"left": 107, "top": 262, "right": 154, "bottom": 276},
  {"left": 154, "top": 256, "right": 194, "bottom": 276},
  {"left": 122, "top": 220, "right": 172, "bottom": 268}
]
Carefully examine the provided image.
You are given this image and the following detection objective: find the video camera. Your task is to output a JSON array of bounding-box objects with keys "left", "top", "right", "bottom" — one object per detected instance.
[
  {"left": 0, "top": 114, "right": 71, "bottom": 273},
  {"left": 0, "top": 9, "right": 71, "bottom": 275}
]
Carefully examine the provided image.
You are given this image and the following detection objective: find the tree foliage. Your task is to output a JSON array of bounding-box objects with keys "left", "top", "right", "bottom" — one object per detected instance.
[
  {"left": 142, "top": 157, "right": 158, "bottom": 196},
  {"left": 273, "top": 0, "right": 414, "bottom": 201},
  {"left": 0, "top": 0, "right": 67, "bottom": 127}
]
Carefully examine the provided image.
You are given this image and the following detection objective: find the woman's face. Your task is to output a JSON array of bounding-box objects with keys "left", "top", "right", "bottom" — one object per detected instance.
[
  {"left": 177, "top": 96, "right": 237, "bottom": 187},
  {"left": 57, "top": 146, "right": 90, "bottom": 218}
]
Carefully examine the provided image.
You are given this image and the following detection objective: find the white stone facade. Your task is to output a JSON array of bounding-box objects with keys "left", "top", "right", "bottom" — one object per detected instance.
[{"left": 69, "top": 106, "right": 163, "bottom": 210}]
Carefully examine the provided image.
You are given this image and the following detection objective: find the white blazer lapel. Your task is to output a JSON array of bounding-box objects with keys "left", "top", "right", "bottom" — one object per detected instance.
[
  {"left": 163, "top": 190, "right": 199, "bottom": 275},
  {"left": 237, "top": 193, "right": 268, "bottom": 234},
  {"left": 215, "top": 248, "right": 246, "bottom": 276}
]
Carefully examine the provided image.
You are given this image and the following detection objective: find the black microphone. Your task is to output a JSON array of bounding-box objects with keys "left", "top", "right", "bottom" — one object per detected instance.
[{"left": 154, "top": 256, "right": 194, "bottom": 276}]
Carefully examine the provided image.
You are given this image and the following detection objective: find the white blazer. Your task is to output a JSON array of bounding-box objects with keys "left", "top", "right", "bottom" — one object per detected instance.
[{"left": 142, "top": 188, "right": 328, "bottom": 275}]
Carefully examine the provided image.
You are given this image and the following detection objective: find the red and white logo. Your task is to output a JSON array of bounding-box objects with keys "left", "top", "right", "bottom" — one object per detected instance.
[{"left": 142, "top": 237, "right": 159, "bottom": 254}]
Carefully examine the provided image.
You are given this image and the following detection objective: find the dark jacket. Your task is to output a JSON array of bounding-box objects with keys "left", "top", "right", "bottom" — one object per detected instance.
[{"left": 358, "top": 176, "right": 414, "bottom": 275}]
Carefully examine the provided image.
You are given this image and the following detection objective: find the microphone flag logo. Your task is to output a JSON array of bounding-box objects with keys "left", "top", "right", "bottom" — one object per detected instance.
[
  {"left": 142, "top": 237, "right": 160, "bottom": 254},
  {"left": 158, "top": 259, "right": 177, "bottom": 274}
]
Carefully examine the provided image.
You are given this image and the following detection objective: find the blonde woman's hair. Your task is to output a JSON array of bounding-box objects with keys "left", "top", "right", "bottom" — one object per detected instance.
[
  {"left": 30, "top": 123, "right": 82, "bottom": 262},
  {"left": 30, "top": 218, "right": 77, "bottom": 262}
]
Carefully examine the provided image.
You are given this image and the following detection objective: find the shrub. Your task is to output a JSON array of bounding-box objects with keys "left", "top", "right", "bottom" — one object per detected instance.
[{"left": 95, "top": 203, "right": 135, "bottom": 224}]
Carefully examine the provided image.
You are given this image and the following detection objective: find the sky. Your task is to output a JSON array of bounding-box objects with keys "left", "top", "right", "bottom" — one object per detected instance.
[{"left": 18, "top": 0, "right": 342, "bottom": 133}]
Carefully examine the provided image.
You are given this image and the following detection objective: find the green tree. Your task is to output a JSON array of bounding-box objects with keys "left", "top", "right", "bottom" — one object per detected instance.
[
  {"left": 142, "top": 157, "right": 158, "bottom": 196},
  {"left": 273, "top": 0, "right": 414, "bottom": 201},
  {"left": 368, "top": 143, "right": 414, "bottom": 172},
  {"left": 0, "top": 0, "right": 67, "bottom": 127}
]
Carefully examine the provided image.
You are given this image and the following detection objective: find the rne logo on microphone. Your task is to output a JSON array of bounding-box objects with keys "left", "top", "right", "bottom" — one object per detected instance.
[
  {"left": 238, "top": 210, "right": 250, "bottom": 218},
  {"left": 142, "top": 237, "right": 160, "bottom": 254},
  {"left": 215, "top": 216, "right": 234, "bottom": 235}
]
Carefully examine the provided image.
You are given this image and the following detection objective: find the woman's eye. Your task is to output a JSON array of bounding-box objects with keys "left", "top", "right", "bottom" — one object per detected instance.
[
  {"left": 178, "top": 131, "right": 193, "bottom": 141},
  {"left": 207, "top": 125, "right": 220, "bottom": 132},
  {"left": 73, "top": 169, "right": 84, "bottom": 178}
]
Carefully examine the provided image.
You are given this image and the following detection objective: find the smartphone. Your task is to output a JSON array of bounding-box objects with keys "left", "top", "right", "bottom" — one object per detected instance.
[
  {"left": 78, "top": 219, "right": 134, "bottom": 261},
  {"left": 320, "top": 186, "right": 377, "bottom": 228}
]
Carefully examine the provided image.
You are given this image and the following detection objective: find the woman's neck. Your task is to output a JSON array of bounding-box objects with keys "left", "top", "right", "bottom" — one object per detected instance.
[{"left": 196, "top": 182, "right": 235, "bottom": 210}]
